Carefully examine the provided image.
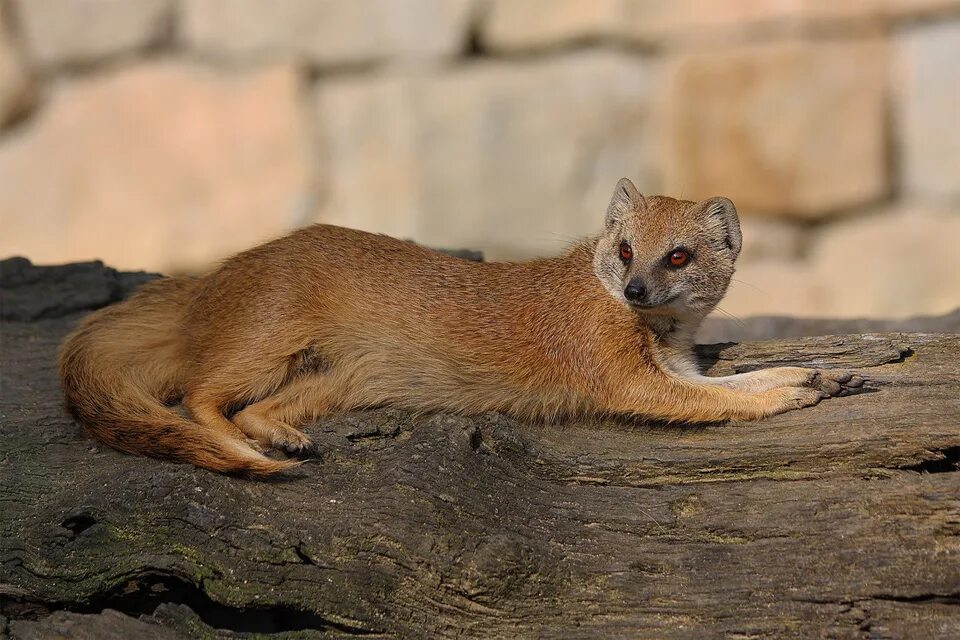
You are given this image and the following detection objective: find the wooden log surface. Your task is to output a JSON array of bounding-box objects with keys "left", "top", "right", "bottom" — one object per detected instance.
[{"left": 1, "top": 259, "right": 959, "bottom": 639}]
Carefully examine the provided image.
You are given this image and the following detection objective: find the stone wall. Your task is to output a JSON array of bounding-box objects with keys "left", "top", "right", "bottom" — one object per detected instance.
[{"left": 0, "top": 0, "right": 958, "bottom": 318}]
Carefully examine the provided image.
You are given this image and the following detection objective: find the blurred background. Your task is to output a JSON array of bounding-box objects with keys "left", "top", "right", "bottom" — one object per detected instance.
[{"left": 0, "top": 0, "right": 958, "bottom": 319}]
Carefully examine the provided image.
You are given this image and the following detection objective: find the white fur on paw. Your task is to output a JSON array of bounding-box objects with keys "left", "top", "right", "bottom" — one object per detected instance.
[{"left": 782, "top": 387, "right": 828, "bottom": 411}]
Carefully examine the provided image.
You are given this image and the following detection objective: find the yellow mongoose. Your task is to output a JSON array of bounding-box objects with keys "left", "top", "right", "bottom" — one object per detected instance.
[{"left": 59, "top": 179, "right": 862, "bottom": 476}]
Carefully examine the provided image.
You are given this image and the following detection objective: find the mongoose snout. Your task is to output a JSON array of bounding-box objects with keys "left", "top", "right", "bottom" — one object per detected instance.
[{"left": 623, "top": 278, "right": 648, "bottom": 303}]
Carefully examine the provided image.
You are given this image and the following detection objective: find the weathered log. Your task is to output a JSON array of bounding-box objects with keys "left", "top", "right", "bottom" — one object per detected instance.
[
  {"left": 698, "top": 307, "right": 960, "bottom": 343},
  {"left": 1, "top": 259, "right": 958, "bottom": 639}
]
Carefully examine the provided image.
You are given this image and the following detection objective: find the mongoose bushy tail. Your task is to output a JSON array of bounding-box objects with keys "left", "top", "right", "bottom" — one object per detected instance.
[{"left": 57, "top": 277, "right": 295, "bottom": 477}]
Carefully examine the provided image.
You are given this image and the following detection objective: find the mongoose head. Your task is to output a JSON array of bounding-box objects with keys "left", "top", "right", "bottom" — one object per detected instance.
[{"left": 592, "top": 178, "right": 742, "bottom": 319}]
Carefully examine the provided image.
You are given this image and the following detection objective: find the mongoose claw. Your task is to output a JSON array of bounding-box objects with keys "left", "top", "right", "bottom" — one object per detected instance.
[{"left": 837, "top": 374, "right": 867, "bottom": 396}]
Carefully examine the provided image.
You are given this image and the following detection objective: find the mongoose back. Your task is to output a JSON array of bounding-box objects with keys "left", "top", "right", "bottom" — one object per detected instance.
[{"left": 58, "top": 178, "right": 863, "bottom": 476}]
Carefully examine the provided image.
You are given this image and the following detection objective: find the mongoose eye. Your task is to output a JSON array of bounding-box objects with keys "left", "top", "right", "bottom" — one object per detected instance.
[
  {"left": 667, "top": 249, "right": 690, "bottom": 268},
  {"left": 619, "top": 241, "right": 633, "bottom": 263}
]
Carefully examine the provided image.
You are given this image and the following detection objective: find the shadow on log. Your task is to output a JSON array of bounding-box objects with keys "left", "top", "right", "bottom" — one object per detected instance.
[{"left": 1, "top": 259, "right": 959, "bottom": 639}]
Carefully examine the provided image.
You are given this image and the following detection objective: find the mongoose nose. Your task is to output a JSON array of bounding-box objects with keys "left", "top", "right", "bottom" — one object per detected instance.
[{"left": 624, "top": 279, "right": 647, "bottom": 302}]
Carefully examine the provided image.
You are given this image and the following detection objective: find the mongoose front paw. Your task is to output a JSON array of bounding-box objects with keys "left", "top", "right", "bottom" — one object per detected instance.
[
  {"left": 804, "top": 370, "right": 866, "bottom": 397},
  {"left": 779, "top": 387, "right": 829, "bottom": 412}
]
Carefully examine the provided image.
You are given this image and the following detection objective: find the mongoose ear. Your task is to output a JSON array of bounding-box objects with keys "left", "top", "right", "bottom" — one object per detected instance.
[
  {"left": 697, "top": 197, "right": 742, "bottom": 257},
  {"left": 606, "top": 178, "right": 644, "bottom": 227}
]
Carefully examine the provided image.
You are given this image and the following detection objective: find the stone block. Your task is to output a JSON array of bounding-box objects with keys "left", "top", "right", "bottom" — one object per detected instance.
[
  {"left": 897, "top": 20, "right": 960, "bottom": 199},
  {"left": 809, "top": 204, "right": 960, "bottom": 317},
  {"left": 657, "top": 38, "right": 889, "bottom": 219},
  {"left": 13, "top": 0, "right": 173, "bottom": 67},
  {"left": 483, "top": 0, "right": 624, "bottom": 51},
  {"left": 0, "top": 11, "right": 36, "bottom": 127},
  {"left": 313, "top": 52, "right": 655, "bottom": 259},
  {"left": 0, "top": 63, "right": 312, "bottom": 273},
  {"left": 182, "top": 0, "right": 474, "bottom": 66},
  {"left": 482, "top": 0, "right": 902, "bottom": 50},
  {"left": 726, "top": 204, "right": 960, "bottom": 318}
]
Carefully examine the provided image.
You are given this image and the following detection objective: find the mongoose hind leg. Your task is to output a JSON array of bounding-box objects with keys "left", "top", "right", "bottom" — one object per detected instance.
[{"left": 233, "top": 374, "right": 333, "bottom": 456}]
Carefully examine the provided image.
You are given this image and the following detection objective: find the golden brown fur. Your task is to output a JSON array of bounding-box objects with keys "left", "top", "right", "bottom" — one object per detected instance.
[{"left": 58, "top": 178, "right": 862, "bottom": 476}]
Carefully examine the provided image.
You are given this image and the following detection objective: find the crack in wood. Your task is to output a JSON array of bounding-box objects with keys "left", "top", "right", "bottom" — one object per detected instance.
[
  {"left": 1, "top": 571, "right": 383, "bottom": 636},
  {"left": 899, "top": 446, "right": 960, "bottom": 474}
]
